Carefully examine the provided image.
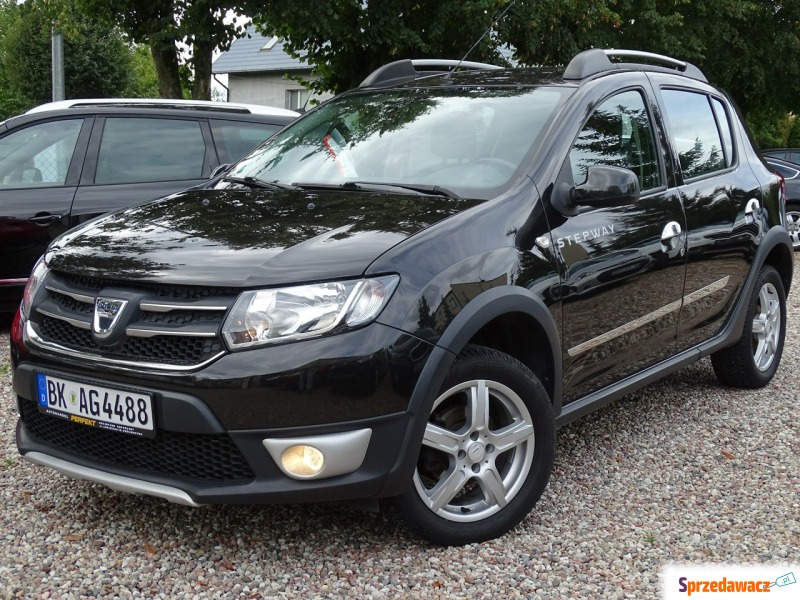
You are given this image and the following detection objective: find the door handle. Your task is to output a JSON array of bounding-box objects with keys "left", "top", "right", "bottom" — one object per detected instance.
[
  {"left": 661, "top": 221, "right": 685, "bottom": 255},
  {"left": 745, "top": 198, "right": 760, "bottom": 224},
  {"left": 28, "top": 213, "right": 64, "bottom": 225}
]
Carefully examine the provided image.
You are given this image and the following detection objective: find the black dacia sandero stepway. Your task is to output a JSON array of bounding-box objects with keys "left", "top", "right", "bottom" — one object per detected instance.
[{"left": 11, "top": 49, "right": 794, "bottom": 545}]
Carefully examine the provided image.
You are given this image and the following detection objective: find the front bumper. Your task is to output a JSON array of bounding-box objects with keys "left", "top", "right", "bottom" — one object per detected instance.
[
  {"left": 12, "top": 321, "right": 437, "bottom": 505},
  {"left": 15, "top": 404, "right": 413, "bottom": 504}
]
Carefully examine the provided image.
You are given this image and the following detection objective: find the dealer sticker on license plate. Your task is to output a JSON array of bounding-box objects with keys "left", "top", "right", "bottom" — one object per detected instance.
[{"left": 35, "top": 373, "right": 155, "bottom": 438}]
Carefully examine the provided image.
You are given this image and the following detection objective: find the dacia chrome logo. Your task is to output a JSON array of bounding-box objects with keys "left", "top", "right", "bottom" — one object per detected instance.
[{"left": 93, "top": 297, "right": 128, "bottom": 339}]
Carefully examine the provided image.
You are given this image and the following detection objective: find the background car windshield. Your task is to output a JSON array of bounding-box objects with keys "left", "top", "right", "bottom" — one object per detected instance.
[{"left": 230, "top": 87, "right": 567, "bottom": 198}]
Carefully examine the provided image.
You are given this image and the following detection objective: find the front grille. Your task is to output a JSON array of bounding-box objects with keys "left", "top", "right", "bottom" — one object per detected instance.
[
  {"left": 39, "top": 315, "right": 223, "bottom": 365},
  {"left": 30, "top": 270, "right": 237, "bottom": 368},
  {"left": 19, "top": 399, "right": 255, "bottom": 482}
]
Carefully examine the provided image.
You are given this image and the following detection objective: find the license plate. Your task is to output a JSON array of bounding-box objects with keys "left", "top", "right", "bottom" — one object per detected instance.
[{"left": 35, "top": 373, "right": 155, "bottom": 438}]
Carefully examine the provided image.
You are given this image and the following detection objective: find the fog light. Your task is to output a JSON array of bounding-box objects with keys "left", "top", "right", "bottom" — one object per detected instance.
[{"left": 281, "top": 445, "right": 325, "bottom": 477}]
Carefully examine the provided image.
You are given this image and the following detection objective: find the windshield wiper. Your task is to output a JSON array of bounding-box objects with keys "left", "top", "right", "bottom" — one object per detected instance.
[
  {"left": 291, "top": 181, "right": 462, "bottom": 199},
  {"left": 223, "top": 176, "right": 300, "bottom": 191},
  {"left": 351, "top": 181, "right": 462, "bottom": 199}
]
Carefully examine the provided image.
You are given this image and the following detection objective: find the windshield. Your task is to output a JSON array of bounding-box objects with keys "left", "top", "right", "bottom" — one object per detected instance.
[{"left": 229, "top": 86, "right": 569, "bottom": 199}]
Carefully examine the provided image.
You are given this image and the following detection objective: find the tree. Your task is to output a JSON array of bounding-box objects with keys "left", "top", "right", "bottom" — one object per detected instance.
[
  {"left": 502, "top": 0, "right": 800, "bottom": 118},
  {"left": 247, "top": 0, "right": 519, "bottom": 95},
  {"left": 0, "top": 0, "right": 135, "bottom": 116},
  {"left": 249, "top": 0, "right": 799, "bottom": 124},
  {"left": 0, "top": 0, "right": 27, "bottom": 119},
  {"left": 124, "top": 44, "right": 161, "bottom": 98},
  {"left": 64, "top": 0, "right": 250, "bottom": 99}
]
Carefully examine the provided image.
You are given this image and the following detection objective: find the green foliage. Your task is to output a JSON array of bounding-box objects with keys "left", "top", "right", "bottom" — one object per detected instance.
[
  {"left": 123, "top": 44, "right": 161, "bottom": 98},
  {"left": 247, "top": 0, "right": 516, "bottom": 94},
  {"left": 787, "top": 115, "right": 800, "bottom": 149},
  {"left": 248, "top": 0, "right": 800, "bottom": 124},
  {"left": 746, "top": 110, "right": 796, "bottom": 150},
  {"left": 0, "top": 0, "right": 138, "bottom": 116},
  {"left": 0, "top": 0, "right": 27, "bottom": 119},
  {"left": 507, "top": 0, "right": 800, "bottom": 118},
  {"left": 66, "top": 1, "right": 251, "bottom": 99}
]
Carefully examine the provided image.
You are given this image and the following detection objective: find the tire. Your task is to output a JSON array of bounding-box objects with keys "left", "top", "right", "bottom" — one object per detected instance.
[
  {"left": 786, "top": 201, "right": 800, "bottom": 250},
  {"left": 711, "top": 265, "right": 786, "bottom": 388},
  {"left": 397, "top": 345, "right": 555, "bottom": 546}
]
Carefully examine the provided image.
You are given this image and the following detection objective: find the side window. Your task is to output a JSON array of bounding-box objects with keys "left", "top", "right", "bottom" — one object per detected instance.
[
  {"left": 711, "top": 98, "right": 734, "bottom": 168},
  {"left": 569, "top": 90, "right": 661, "bottom": 191},
  {"left": 661, "top": 90, "right": 726, "bottom": 179},
  {"left": 0, "top": 119, "right": 83, "bottom": 188},
  {"left": 95, "top": 118, "right": 206, "bottom": 184},
  {"left": 210, "top": 120, "right": 280, "bottom": 164}
]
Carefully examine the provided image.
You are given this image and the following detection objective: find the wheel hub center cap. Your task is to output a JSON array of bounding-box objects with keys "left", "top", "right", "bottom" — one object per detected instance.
[{"left": 467, "top": 442, "right": 486, "bottom": 462}]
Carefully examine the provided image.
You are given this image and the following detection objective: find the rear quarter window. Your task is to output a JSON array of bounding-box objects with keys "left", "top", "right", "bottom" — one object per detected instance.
[{"left": 210, "top": 119, "right": 281, "bottom": 164}]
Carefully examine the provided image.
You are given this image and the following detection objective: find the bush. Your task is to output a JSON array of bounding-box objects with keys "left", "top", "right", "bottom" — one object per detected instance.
[{"left": 745, "top": 110, "right": 795, "bottom": 150}]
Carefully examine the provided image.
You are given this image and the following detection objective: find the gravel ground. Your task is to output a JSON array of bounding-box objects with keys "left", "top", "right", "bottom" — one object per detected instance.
[{"left": 0, "top": 279, "right": 798, "bottom": 599}]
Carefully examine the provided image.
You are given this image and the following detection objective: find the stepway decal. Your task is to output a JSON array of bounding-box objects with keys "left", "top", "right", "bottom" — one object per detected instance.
[
  {"left": 556, "top": 224, "right": 615, "bottom": 248},
  {"left": 662, "top": 565, "right": 798, "bottom": 599}
]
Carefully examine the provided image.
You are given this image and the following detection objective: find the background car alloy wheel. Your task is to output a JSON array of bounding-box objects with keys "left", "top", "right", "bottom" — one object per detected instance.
[
  {"left": 712, "top": 265, "right": 787, "bottom": 388},
  {"left": 398, "top": 345, "right": 554, "bottom": 546},
  {"left": 785, "top": 204, "right": 800, "bottom": 250}
]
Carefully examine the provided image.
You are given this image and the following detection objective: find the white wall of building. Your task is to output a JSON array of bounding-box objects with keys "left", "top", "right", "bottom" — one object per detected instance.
[{"left": 227, "top": 72, "right": 333, "bottom": 110}]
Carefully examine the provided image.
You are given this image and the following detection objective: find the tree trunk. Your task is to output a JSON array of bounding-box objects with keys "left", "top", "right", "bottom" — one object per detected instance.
[
  {"left": 192, "top": 39, "right": 213, "bottom": 101},
  {"left": 149, "top": 37, "right": 183, "bottom": 99}
]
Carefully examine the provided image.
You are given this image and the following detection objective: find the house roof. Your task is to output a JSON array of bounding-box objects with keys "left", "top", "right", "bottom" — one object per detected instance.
[{"left": 212, "top": 26, "right": 310, "bottom": 75}]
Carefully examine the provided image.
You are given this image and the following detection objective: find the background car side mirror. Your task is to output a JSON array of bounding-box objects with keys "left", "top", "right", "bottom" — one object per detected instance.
[{"left": 571, "top": 165, "right": 640, "bottom": 208}]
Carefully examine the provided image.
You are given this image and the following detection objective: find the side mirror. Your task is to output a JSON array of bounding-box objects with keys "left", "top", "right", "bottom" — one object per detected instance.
[
  {"left": 571, "top": 165, "right": 640, "bottom": 208},
  {"left": 210, "top": 163, "right": 231, "bottom": 179}
]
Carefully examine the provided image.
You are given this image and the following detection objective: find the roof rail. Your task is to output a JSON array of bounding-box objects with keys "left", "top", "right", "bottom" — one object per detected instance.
[
  {"left": 359, "top": 59, "right": 501, "bottom": 89},
  {"left": 25, "top": 98, "right": 300, "bottom": 118},
  {"left": 564, "top": 48, "right": 707, "bottom": 82}
]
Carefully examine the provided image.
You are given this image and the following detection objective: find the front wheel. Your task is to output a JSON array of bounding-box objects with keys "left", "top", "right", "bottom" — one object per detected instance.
[
  {"left": 711, "top": 265, "right": 786, "bottom": 388},
  {"left": 397, "top": 345, "right": 555, "bottom": 546}
]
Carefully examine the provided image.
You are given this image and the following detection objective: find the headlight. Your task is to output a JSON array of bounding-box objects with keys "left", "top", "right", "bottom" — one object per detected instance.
[
  {"left": 222, "top": 275, "right": 399, "bottom": 349},
  {"left": 21, "top": 257, "right": 49, "bottom": 319}
]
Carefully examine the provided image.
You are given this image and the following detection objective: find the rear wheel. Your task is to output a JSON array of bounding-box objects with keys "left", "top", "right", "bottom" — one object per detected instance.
[
  {"left": 397, "top": 345, "right": 554, "bottom": 546},
  {"left": 711, "top": 265, "right": 786, "bottom": 388}
]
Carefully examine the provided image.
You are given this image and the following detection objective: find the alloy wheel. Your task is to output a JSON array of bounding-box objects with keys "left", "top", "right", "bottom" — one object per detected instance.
[{"left": 412, "top": 379, "right": 535, "bottom": 522}]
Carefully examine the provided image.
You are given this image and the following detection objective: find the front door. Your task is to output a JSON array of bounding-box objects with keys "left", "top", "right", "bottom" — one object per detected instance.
[
  {"left": 0, "top": 117, "right": 90, "bottom": 310},
  {"left": 550, "top": 88, "right": 687, "bottom": 403}
]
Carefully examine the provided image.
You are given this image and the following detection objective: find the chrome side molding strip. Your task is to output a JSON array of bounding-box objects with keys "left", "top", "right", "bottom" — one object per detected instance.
[{"left": 568, "top": 276, "right": 731, "bottom": 358}]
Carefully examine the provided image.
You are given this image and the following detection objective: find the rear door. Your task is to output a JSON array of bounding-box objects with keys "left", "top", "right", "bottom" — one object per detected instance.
[
  {"left": 70, "top": 115, "right": 215, "bottom": 228},
  {"left": 651, "top": 78, "right": 762, "bottom": 350}
]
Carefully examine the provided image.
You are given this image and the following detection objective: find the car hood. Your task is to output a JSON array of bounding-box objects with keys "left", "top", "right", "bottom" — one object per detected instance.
[{"left": 47, "top": 187, "right": 482, "bottom": 287}]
